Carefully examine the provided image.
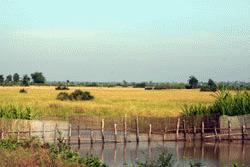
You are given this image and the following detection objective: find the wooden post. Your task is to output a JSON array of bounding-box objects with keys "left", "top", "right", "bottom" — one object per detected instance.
[
  {"left": 214, "top": 126, "right": 218, "bottom": 142},
  {"left": 242, "top": 125, "right": 246, "bottom": 141},
  {"left": 68, "top": 124, "right": 71, "bottom": 144},
  {"left": 176, "top": 118, "right": 180, "bottom": 141},
  {"left": 77, "top": 125, "right": 80, "bottom": 146},
  {"left": 54, "top": 124, "right": 57, "bottom": 144},
  {"left": 1, "top": 128, "right": 4, "bottom": 139},
  {"left": 114, "top": 123, "right": 117, "bottom": 143},
  {"left": 148, "top": 124, "right": 152, "bottom": 143},
  {"left": 193, "top": 126, "right": 196, "bottom": 141},
  {"left": 28, "top": 124, "right": 31, "bottom": 138},
  {"left": 163, "top": 126, "right": 167, "bottom": 141},
  {"left": 90, "top": 129, "right": 94, "bottom": 144},
  {"left": 17, "top": 125, "right": 20, "bottom": 142},
  {"left": 136, "top": 116, "right": 139, "bottom": 143},
  {"left": 183, "top": 120, "right": 186, "bottom": 141},
  {"left": 201, "top": 121, "right": 204, "bottom": 141},
  {"left": 101, "top": 119, "right": 105, "bottom": 143},
  {"left": 124, "top": 115, "right": 127, "bottom": 143},
  {"left": 228, "top": 120, "right": 231, "bottom": 141},
  {"left": 42, "top": 122, "right": 45, "bottom": 144}
]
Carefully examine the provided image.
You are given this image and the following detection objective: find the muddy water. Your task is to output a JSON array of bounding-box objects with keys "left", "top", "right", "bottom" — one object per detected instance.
[{"left": 72, "top": 141, "right": 250, "bottom": 167}]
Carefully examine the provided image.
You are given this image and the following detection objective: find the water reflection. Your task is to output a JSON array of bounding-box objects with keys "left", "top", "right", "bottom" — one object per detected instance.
[{"left": 72, "top": 141, "right": 250, "bottom": 167}]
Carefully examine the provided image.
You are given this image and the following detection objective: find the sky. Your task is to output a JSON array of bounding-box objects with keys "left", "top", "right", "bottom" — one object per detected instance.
[{"left": 0, "top": 0, "right": 250, "bottom": 82}]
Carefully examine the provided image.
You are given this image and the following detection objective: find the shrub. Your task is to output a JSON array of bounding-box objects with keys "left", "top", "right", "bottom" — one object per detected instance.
[
  {"left": 137, "top": 152, "right": 175, "bottom": 167},
  {"left": 57, "top": 90, "right": 94, "bottom": 101},
  {"left": 55, "top": 85, "right": 69, "bottom": 90},
  {"left": 19, "top": 89, "right": 27, "bottom": 93},
  {"left": 57, "top": 92, "right": 70, "bottom": 101}
]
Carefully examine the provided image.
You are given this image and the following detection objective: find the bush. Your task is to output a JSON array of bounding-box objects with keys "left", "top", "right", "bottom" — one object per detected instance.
[
  {"left": 19, "top": 89, "right": 27, "bottom": 93},
  {"left": 55, "top": 85, "right": 69, "bottom": 90},
  {"left": 69, "top": 90, "right": 94, "bottom": 101},
  {"left": 57, "top": 92, "right": 70, "bottom": 101},
  {"left": 57, "top": 90, "right": 94, "bottom": 101}
]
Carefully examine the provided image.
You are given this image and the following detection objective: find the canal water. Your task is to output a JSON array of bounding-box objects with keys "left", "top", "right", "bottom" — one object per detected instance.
[{"left": 72, "top": 141, "right": 250, "bottom": 167}]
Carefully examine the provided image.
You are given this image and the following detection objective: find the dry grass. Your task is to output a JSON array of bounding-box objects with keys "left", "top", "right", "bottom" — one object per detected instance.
[{"left": 0, "top": 86, "right": 216, "bottom": 120}]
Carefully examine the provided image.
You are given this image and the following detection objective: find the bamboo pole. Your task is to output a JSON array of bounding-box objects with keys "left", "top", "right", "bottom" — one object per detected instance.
[
  {"left": 28, "top": 124, "right": 31, "bottom": 138},
  {"left": 1, "top": 128, "right": 4, "bottom": 139},
  {"left": 77, "top": 125, "right": 80, "bottom": 146},
  {"left": 136, "top": 116, "right": 139, "bottom": 143},
  {"left": 176, "top": 118, "right": 180, "bottom": 141},
  {"left": 17, "top": 124, "right": 20, "bottom": 142},
  {"left": 148, "top": 124, "right": 152, "bottom": 143},
  {"left": 42, "top": 122, "right": 45, "bottom": 144},
  {"left": 214, "top": 126, "right": 218, "bottom": 142},
  {"left": 124, "top": 115, "right": 127, "bottom": 143},
  {"left": 68, "top": 124, "right": 71, "bottom": 144},
  {"left": 242, "top": 125, "right": 246, "bottom": 141},
  {"left": 201, "top": 121, "right": 204, "bottom": 141},
  {"left": 101, "top": 119, "right": 105, "bottom": 143},
  {"left": 54, "top": 124, "right": 57, "bottom": 144},
  {"left": 90, "top": 129, "right": 94, "bottom": 144},
  {"left": 228, "top": 120, "right": 231, "bottom": 141},
  {"left": 183, "top": 120, "right": 186, "bottom": 141},
  {"left": 114, "top": 123, "right": 117, "bottom": 143}
]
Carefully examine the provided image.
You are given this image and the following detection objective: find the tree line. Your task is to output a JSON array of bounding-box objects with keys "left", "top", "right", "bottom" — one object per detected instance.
[{"left": 0, "top": 72, "right": 46, "bottom": 86}]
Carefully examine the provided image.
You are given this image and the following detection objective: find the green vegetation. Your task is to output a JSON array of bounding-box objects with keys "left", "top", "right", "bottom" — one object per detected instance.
[
  {"left": 137, "top": 152, "right": 174, "bottom": 167},
  {"left": 57, "top": 90, "right": 94, "bottom": 101},
  {"left": 0, "top": 136, "right": 107, "bottom": 167},
  {"left": 31, "top": 72, "right": 46, "bottom": 84},
  {"left": 200, "top": 79, "right": 218, "bottom": 92},
  {"left": 0, "top": 104, "right": 32, "bottom": 119},
  {"left": 183, "top": 90, "right": 250, "bottom": 116}
]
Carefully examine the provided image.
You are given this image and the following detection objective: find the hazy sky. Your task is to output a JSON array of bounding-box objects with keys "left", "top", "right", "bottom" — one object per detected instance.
[{"left": 0, "top": 0, "right": 250, "bottom": 82}]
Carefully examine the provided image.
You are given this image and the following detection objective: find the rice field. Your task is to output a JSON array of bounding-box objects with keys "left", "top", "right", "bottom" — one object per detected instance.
[{"left": 0, "top": 86, "right": 216, "bottom": 120}]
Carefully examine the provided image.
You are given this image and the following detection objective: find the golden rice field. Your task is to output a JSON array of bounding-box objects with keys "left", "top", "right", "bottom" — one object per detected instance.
[{"left": 0, "top": 86, "right": 216, "bottom": 120}]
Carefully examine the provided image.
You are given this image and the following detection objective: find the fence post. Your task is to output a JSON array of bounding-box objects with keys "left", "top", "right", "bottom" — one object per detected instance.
[
  {"left": 214, "top": 126, "right": 218, "bottom": 142},
  {"left": 54, "top": 124, "right": 57, "bottom": 144},
  {"left": 17, "top": 124, "right": 20, "bottom": 142},
  {"left": 163, "top": 126, "right": 167, "bottom": 141},
  {"left": 42, "top": 122, "right": 45, "bottom": 144},
  {"left": 1, "top": 128, "right": 4, "bottom": 139},
  {"left": 136, "top": 116, "right": 139, "bottom": 143},
  {"left": 176, "top": 118, "right": 180, "bottom": 141},
  {"left": 77, "top": 125, "right": 80, "bottom": 146},
  {"left": 183, "top": 120, "right": 186, "bottom": 141},
  {"left": 148, "top": 124, "right": 152, "bottom": 143},
  {"left": 201, "top": 121, "right": 204, "bottom": 141},
  {"left": 28, "top": 124, "right": 31, "bottom": 138},
  {"left": 242, "top": 125, "right": 246, "bottom": 141},
  {"left": 101, "top": 119, "right": 105, "bottom": 144},
  {"left": 68, "top": 124, "right": 71, "bottom": 144},
  {"left": 114, "top": 123, "right": 117, "bottom": 143},
  {"left": 124, "top": 115, "right": 127, "bottom": 143},
  {"left": 90, "top": 129, "right": 94, "bottom": 144},
  {"left": 228, "top": 120, "right": 231, "bottom": 141},
  {"left": 193, "top": 126, "right": 196, "bottom": 140}
]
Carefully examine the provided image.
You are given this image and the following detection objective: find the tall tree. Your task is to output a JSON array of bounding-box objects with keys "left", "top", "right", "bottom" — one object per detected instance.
[
  {"left": 0, "top": 75, "right": 4, "bottom": 85},
  {"left": 13, "top": 73, "right": 20, "bottom": 83},
  {"left": 31, "top": 72, "right": 46, "bottom": 84},
  {"left": 22, "top": 74, "right": 30, "bottom": 86},
  {"left": 188, "top": 76, "right": 198, "bottom": 88},
  {"left": 5, "top": 75, "right": 12, "bottom": 83}
]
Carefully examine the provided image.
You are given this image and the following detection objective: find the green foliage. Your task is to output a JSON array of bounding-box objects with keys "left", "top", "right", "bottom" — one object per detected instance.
[
  {"left": 0, "top": 104, "right": 32, "bottom": 119},
  {"left": 22, "top": 74, "right": 31, "bottom": 86},
  {"left": 183, "top": 90, "right": 250, "bottom": 116},
  {"left": 137, "top": 152, "right": 174, "bottom": 167},
  {"left": 0, "top": 75, "right": 4, "bottom": 85},
  {"left": 13, "top": 73, "right": 20, "bottom": 83},
  {"left": 188, "top": 76, "right": 199, "bottom": 89},
  {"left": 200, "top": 79, "right": 218, "bottom": 92},
  {"left": 31, "top": 72, "right": 46, "bottom": 84},
  {"left": 0, "top": 138, "right": 21, "bottom": 150},
  {"left": 57, "top": 90, "right": 94, "bottom": 101}
]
